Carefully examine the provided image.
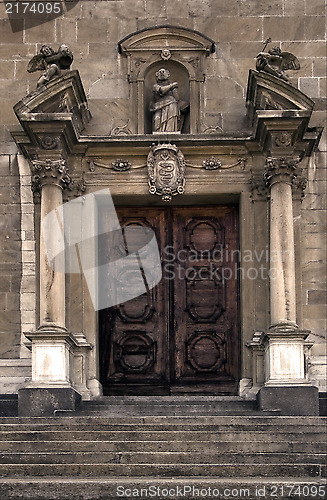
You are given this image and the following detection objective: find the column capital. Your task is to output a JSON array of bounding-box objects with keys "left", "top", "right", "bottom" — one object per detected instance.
[
  {"left": 31, "top": 158, "right": 73, "bottom": 192},
  {"left": 264, "top": 156, "right": 299, "bottom": 187}
]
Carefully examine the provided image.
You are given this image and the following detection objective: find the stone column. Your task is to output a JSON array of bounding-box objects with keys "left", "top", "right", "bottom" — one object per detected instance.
[
  {"left": 257, "top": 157, "right": 318, "bottom": 415},
  {"left": 18, "top": 159, "right": 81, "bottom": 416},
  {"left": 265, "top": 157, "right": 298, "bottom": 329},
  {"left": 35, "top": 159, "right": 69, "bottom": 330}
]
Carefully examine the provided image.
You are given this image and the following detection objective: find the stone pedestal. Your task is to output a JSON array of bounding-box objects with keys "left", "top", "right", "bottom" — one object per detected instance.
[
  {"left": 18, "top": 387, "right": 81, "bottom": 417},
  {"left": 258, "top": 385, "right": 319, "bottom": 416}
]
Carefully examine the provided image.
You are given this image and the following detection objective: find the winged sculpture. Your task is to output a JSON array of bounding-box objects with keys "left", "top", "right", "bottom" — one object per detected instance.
[
  {"left": 256, "top": 40, "right": 300, "bottom": 81},
  {"left": 27, "top": 44, "right": 73, "bottom": 88}
]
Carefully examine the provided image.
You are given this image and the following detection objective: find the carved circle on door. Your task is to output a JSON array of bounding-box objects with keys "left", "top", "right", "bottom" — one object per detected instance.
[
  {"left": 185, "top": 218, "right": 224, "bottom": 254},
  {"left": 186, "top": 332, "right": 226, "bottom": 372},
  {"left": 114, "top": 332, "right": 157, "bottom": 373}
]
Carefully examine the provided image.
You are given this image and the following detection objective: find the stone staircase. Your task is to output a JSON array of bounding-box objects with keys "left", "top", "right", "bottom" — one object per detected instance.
[{"left": 0, "top": 397, "right": 326, "bottom": 499}]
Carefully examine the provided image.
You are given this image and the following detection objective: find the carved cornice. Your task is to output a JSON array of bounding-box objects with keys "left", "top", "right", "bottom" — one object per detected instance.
[
  {"left": 264, "top": 157, "right": 299, "bottom": 187},
  {"left": 31, "top": 159, "right": 73, "bottom": 192}
]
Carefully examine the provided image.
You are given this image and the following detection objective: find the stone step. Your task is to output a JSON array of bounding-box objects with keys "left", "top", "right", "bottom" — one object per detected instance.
[
  {"left": 0, "top": 439, "right": 325, "bottom": 454},
  {"left": 0, "top": 477, "right": 326, "bottom": 500},
  {"left": 75, "top": 409, "right": 280, "bottom": 416},
  {"left": 81, "top": 396, "right": 251, "bottom": 402},
  {"left": 1, "top": 415, "right": 325, "bottom": 425},
  {"left": 0, "top": 451, "right": 325, "bottom": 465},
  {"left": 1, "top": 429, "right": 324, "bottom": 441},
  {"left": 75, "top": 408, "right": 268, "bottom": 416},
  {"left": 1, "top": 421, "right": 326, "bottom": 432},
  {"left": 0, "top": 462, "right": 324, "bottom": 478},
  {"left": 74, "top": 399, "right": 266, "bottom": 416}
]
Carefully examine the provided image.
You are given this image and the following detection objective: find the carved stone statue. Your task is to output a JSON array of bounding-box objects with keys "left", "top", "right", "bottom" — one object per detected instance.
[
  {"left": 27, "top": 44, "right": 73, "bottom": 88},
  {"left": 256, "top": 42, "right": 300, "bottom": 82},
  {"left": 149, "top": 68, "right": 180, "bottom": 132}
]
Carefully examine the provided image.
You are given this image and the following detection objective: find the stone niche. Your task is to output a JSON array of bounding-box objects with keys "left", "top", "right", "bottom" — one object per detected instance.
[{"left": 118, "top": 26, "right": 215, "bottom": 134}]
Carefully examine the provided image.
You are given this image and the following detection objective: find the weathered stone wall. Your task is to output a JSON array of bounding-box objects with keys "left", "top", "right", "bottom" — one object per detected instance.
[
  {"left": 303, "top": 152, "right": 327, "bottom": 389},
  {"left": 0, "top": 154, "right": 21, "bottom": 357},
  {"left": 0, "top": 1, "right": 325, "bottom": 364}
]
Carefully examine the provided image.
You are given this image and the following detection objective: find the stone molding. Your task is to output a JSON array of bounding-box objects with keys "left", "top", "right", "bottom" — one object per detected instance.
[{"left": 118, "top": 25, "right": 214, "bottom": 82}]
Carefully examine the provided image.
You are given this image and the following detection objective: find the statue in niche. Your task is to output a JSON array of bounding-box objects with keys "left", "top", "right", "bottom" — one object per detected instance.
[
  {"left": 27, "top": 44, "right": 73, "bottom": 88},
  {"left": 256, "top": 39, "right": 300, "bottom": 82},
  {"left": 149, "top": 68, "right": 188, "bottom": 133}
]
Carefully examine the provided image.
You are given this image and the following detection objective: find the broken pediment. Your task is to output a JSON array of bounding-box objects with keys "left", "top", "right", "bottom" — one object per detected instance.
[
  {"left": 12, "top": 71, "right": 91, "bottom": 156},
  {"left": 245, "top": 70, "right": 321, "bottom": 157},
  {"left": 14, "top": 70, "right": 91, "bottom": 129},
  {"left": 246, "top": 69, "right": 315, "bottom": 126}
]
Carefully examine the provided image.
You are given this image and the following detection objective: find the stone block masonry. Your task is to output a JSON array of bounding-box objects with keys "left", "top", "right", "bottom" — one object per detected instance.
[{"left": 0, "top": 154, "right": 21, "bottom": 358}]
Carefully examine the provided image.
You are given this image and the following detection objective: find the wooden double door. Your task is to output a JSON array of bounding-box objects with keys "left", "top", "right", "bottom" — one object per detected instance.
[{"left": 99, "top": 206, "right": 239, "bottom": 395}]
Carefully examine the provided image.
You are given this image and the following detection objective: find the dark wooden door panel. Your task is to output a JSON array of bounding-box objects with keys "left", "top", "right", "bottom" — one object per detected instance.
[
  {"left": 99, "top": 206, "right": 239, "bottom": 395},
  {"left": 99, "top": 207, "right": 169, "bottom": 394},
  {"left": 171, "top": 207, "right": 239, "bottom": 394}
]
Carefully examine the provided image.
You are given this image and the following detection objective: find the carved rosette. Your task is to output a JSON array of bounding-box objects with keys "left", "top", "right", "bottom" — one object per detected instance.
[
  {"left": 31, "top": 159, "right": 73, "bottom": 192},
  {"left": 40, "top": 136, "right": 59, "bottom": 150},
  {"left": 264, "top": 157, "right": 299, "bottom": 187},
  {"left": 147, "top": 143, "right": 185, "bottom": 202},
  {"left": 112, "top": 159, "right": 131, "bottom": 171},
  {"left": 202, "top": 157, "right": 222, "bottom": 170}
]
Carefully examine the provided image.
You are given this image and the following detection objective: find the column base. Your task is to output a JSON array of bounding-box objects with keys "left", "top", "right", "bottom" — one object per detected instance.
[
  {"left": 18, "top": 386, "right": 81, "bottom": 417},
  {"left": 257, "top": 385, "right": 319, "bottom": 415}
]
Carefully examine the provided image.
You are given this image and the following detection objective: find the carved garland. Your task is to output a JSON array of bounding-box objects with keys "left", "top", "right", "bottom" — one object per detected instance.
[{"left": 87, "top": 156, "right": 248, "bottom": 172}]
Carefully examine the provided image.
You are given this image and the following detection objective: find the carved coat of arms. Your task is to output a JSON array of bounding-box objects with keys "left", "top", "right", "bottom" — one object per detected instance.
[{"left": 147, "top": 143, "right": 185, "bottom": 202}]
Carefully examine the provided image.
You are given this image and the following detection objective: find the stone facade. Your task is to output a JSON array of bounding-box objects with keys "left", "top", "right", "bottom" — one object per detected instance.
[{"left": 0, "top": 1, "right": 325, "bottom": 410}]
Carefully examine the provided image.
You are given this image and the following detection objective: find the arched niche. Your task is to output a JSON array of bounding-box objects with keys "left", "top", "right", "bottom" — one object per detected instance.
[
  {"left": 144, "top": 61, "right": 190, "bottom": 134},
  {"left": 118, "top": 26, "right": 215, "bottom": 135}
]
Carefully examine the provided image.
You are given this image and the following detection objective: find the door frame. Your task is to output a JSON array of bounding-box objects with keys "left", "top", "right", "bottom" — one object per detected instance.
[{"left": 72, "top": 189, "right": 257, "bottom": 399}]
